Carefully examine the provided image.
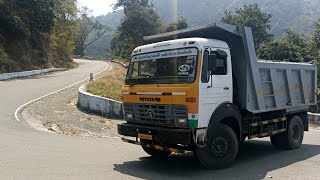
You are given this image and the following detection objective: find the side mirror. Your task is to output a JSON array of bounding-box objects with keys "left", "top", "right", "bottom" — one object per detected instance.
[
  {"left": 208, "top": 54, "right": 217, "bottom": 73},
  {"left": 216, "top": 50, "right": 228, "bottom": 58}
]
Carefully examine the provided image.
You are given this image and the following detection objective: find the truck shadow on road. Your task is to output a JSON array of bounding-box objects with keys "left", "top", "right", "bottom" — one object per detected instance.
[{"left": 113, "top": 140, "right": 320, "bottom": 179}]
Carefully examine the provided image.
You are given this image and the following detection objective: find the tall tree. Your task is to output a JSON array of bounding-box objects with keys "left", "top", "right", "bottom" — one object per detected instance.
[
  {"left": 51, "top": 0, "right": 78, "bottom": 65},
  {"left": 165, "top": 17, "right": 189, "bottom": 32},
  {"left": 309, "top": 19, "right": 320, "bottom": 105},
  {"left": 221, "top": 3, "right": 273, "bottom": 50},
  {"left": 75, "top": 7, "right": 109, "bottom": 57},
  {"left": 111, "top": 0, "right": 162, "bottom": 59}
]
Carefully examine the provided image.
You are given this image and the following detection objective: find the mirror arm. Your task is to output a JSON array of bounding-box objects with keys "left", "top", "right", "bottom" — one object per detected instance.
[{"left": 207, "top": 74, "right": 213, "bottom": 88}]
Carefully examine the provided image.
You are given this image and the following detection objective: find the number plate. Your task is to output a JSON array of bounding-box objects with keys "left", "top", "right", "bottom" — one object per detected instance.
[{"left": 138, "top": 133, "right": 153, "bottom": 140}]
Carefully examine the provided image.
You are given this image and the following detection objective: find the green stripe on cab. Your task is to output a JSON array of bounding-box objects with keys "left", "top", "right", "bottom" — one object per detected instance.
[{"left": 188, "top": 119, "right": 198, "bottom": 128}]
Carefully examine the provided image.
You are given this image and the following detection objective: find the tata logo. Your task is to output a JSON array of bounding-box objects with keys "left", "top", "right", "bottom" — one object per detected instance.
[
  {"left": 179, "top": 64, "right": 191, "bottom": 72},
  {"left": 140, "top": 97, "right": 161, "bottom": 102},
  {"left": 146, "top": 110, "right": 156, "bottom": 118}
]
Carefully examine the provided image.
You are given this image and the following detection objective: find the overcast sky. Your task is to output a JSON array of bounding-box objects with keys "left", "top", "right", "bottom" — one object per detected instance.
[{"left": 77, "top": 0, "right": 117, "bottom": 16}]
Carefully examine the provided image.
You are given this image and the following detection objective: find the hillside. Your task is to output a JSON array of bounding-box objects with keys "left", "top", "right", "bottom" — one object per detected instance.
[
  {"left": 0, "top": 0, "right": 78, "bottom": 73},
  {"left": 156, "top": 0, "right": 320, "bottom": 37},
  {"left": 86, "top": 11, "right": 124, "bottom": 57},
  {"left": 86, "top": 0, "right": 320, "bottom": 57}
]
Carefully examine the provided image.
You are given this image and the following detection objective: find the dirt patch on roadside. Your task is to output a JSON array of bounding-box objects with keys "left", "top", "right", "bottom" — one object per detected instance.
[
  {"left": 310, "top": 123, "right": 320, "bottom": 130},
  {"left": 22, "top": 64, "right": 124, "bottom": 138}
]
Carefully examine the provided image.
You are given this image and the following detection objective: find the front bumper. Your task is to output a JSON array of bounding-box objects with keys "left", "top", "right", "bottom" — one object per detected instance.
[{"left": 118, "top": 123, "right": 193, "bottom": 145}]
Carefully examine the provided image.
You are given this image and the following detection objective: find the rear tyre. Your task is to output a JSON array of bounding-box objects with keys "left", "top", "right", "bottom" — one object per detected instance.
[
  {"left": 194, "top": 124, "right": 239, "bottom": 169},
  {"left": 240, "top": 136, "right": 246, "bottom": 143},
  {"left": 270, "top": 115, "right": 304, "bottom": 150},
  {"left": 270, "top": 134, "right": 285, "bottom": 149}
]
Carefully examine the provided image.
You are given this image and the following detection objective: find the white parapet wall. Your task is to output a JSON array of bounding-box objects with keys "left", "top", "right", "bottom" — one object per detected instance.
[
  {"left": 0, "top": 68, "right": 66, "bottom": 80},
  {"left": 78, "top": 85, "right": 124, "bottom": 120},
  {"left": 308, "top": 112, "right": 320, "bottom": 125}
]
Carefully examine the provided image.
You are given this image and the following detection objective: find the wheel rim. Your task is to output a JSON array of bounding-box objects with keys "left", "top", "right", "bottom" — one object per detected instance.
[
  {"left": 210, "top": 137, "right": 229, "bottom": 158},
  {"left": 291, "top": 124, "right": 300, "bottom": 141}
]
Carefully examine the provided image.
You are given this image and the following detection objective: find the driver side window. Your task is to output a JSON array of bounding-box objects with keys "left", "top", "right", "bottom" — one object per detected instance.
[{"left": 213, "top": 58, "right": 227, "bottom": 75}]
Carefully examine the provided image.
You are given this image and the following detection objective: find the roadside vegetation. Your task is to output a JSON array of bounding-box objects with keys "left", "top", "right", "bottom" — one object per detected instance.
[
  {"left": 0, "top": 0, "right": 109, "bottom": 74},
  {"left": 86, "top": 65, "right": 126, "bottom": 102},
  {"left": 0, "top": 0, "right": 78, "bottom": 73}
]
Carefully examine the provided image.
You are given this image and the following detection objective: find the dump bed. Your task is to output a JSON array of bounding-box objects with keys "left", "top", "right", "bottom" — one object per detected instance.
[{"left": 144, "top": 23, "right": 317, "bottom": 113}]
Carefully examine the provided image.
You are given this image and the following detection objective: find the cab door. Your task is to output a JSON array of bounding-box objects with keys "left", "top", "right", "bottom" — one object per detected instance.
[{"left": 198, "top": 48, "right": 233, "bottom": 128}]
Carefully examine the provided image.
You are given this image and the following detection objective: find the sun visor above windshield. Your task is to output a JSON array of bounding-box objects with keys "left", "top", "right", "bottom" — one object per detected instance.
[
  {"left": 132, "top": 48, "right": 198, "bottom": 61},
  {"left": 144, "top": 22, "right": 242, "bottom": 44}
]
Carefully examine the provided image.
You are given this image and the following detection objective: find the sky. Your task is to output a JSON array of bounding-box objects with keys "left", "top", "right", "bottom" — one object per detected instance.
[{"left": 77, "top": 0, "right": 117, "bottom": 16}]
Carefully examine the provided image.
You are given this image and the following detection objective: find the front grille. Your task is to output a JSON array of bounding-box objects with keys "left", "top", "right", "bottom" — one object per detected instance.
[{"left": 124, "top": 103, "right": 187, "bottom": 126}]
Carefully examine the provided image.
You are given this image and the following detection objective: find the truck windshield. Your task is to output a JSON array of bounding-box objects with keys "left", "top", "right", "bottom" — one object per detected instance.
[{"left": 126, "top": 49, "right": 198, "bottom": 84}]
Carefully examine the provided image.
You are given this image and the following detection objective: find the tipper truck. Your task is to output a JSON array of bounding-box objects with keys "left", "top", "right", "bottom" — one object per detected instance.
[{"left": 118, "top": 23, "right": 317, "bottom": 169}]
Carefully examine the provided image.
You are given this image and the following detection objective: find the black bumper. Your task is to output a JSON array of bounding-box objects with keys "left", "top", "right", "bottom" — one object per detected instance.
[{"left": 118, "top": 123, "right": 193, "bottom": 145}]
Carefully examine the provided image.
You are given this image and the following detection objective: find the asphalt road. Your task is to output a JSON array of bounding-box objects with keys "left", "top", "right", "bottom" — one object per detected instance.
[{"left": 0, "top": 60, "right": 319, "bottom": 180}]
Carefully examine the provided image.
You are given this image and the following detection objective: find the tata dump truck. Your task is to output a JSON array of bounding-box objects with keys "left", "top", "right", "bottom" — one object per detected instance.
[{"left": 118, "top": 23, "right": 317, "bottom": 169}]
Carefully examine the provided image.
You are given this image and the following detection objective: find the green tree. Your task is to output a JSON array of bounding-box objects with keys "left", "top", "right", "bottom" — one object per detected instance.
[
  {"left": 111, "top": 0, "right": 162, "bottom": 59},
  {"left": 165, "top": 17, "right": 189, "bottom": 32},
  {"left": 75, "top": 7, "right": 110, "bottom": 57},
  {"left": 258, "top": 29, "right": 308, "bottom": 62},
  {"left": 309, "top": 19, "right": 320, "bottom": 60},
  {"left": 309, "top": 19, "right": 320, "bottom": 112},
  {"left": 221, "top": 3, "right": 273, "bottom": 50},
  {"left": 51, "top": 0, "right": 78, "bottom": 65}
]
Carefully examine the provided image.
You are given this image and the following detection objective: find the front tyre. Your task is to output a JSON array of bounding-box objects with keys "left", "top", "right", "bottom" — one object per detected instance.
[
  {"left": 142, "top": 146, "right": 171, "bottom": 157},
  {"left": 141, "top": 140, "right": 171, "bottom": 158},
  {"left": 194, "top": 124, "right": 239, "bottom": 169}
]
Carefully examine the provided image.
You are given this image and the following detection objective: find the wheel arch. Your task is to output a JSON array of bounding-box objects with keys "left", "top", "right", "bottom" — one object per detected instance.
[{"left": 208, "top": 102, "right": 242, "bottom": 141}]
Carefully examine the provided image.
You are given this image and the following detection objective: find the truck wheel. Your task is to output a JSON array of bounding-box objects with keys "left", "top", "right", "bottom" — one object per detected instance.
[
  {"left": 270, "top": 115, "right": 304, "bottom": 150},
  {"left": 194, "top": 124, "right": 239, "bottom": 169},
  {"left": 140, "top": 140, "right": 171, "bottom": 158},
  {"left": 142, "top": 146, "right": 171, "bottom": 157},
  {"left": 270, "top": 134, "right": 284, "bottom": 149},
  {"left": 240, "top": 136, "right": 246, "bottom": 143}
]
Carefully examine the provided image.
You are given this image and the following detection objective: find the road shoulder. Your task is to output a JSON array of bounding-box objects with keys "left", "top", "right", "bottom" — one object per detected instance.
[{"left": 21, "top": 83, "right": 121, "bottom": 138}]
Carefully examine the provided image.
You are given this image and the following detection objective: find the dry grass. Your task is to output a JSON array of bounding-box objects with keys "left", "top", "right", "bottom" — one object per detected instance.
[
  {"left": 310, "top": 122, "right": 320, "bottom": 129},
  {"left": 86, "top": 66, "right": 126, "bottom": 102}
]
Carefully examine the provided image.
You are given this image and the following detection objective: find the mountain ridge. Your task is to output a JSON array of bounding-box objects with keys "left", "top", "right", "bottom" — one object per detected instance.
[{"left": 87, "top": 0, "right": 320, "bottom": 57}]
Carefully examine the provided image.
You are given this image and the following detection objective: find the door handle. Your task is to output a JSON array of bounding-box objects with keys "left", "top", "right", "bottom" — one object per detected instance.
[{"left": 224, "top": 86, "right": 230, "bottom": 90}]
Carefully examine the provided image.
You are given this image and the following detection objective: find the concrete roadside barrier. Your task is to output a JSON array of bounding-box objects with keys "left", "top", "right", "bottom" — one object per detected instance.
[
  {"left": 0, "top": 68, "right": 66, "bottom": 81},
  {"left": 308, "top": 112, "right": 320, "bottom": 125},
  {"left": 78, "top": 85, "right": 124, "bottom": 120}
]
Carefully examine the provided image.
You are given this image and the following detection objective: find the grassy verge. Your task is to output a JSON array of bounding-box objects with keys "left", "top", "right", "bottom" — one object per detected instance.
[{"left": 86, "top": 65, "right": 126, "bottom": 101}]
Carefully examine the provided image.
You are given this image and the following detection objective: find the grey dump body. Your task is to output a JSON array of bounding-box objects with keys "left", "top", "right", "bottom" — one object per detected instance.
[{"left": 144, "top": 23, "right": 317, "bottom": 114}]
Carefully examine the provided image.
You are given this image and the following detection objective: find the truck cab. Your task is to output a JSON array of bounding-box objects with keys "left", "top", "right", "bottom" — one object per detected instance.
[
  {"left": 123, "top": 38, "right": 232, "bottom": 128},
  {"left": 118, "top": 23, "right": 317, "bottom": 169}
]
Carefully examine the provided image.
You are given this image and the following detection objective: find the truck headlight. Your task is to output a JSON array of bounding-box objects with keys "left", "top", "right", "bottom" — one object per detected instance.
[
  {"left": 126, "top": 113, "right": 133, "bottom": 120},
  {"left": 176, "top": 118, "right": 187, "bottom": 125}
]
